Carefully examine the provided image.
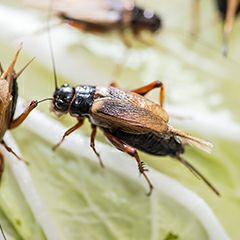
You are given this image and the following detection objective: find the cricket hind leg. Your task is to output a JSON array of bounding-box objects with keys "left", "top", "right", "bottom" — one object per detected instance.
[
  {"left": 131, "top": 80, "right": 165, "bottom": 108},
  {"left": 53, "top": 118, "right": 84, "bottom": 151},
  {"left": 175, "top": 155, "right": 220, "bottom": 196},
  {"left": 90, "top": 125, "right": 104, "bottom": 168},
  {"left": 104, "top": 131, "right": 153, "bottom": 196},
  {"left": 110, "top": 80, "right": 165, "bottom": 108},
  {"left": 132, "top": 81, "right": 189, "bottom": 120}
]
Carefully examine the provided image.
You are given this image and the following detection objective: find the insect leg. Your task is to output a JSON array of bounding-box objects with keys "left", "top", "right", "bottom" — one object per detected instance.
[
  {"left": 1, "top": 140, "right": 22, "bottom": 161},
  {"left": 52, "top": 118, "right": 84, "bottom": 151},
  {"left": 104, "top": 131, "right": 153, "bottom": 196},
  {"left": 90, "top": 125, "right": 104, "bottom": 168},
  {"left": 222, "top": 0, "right": 238, "bottom": 56},
  {"left": 191, "top": 0, "right": 200, "bottom": 37},
  {"left": 131, "top": 80, "right": 165, "bottom": 108},
  {"left": 0, "top": 152, "right": 4, "bottom": 181},
  {"left": 120, "top": 30, "right": 132, "bottom": 48},
  {"left": 9, "top": 100, "right": 38, "bottom": 129}
]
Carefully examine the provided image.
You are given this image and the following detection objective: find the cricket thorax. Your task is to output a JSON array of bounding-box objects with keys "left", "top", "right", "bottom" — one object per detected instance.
[
  {"left": 70, "top": 85, "right": 96, "bottom": 117},
  {"left": 53, "top": 84, "right": 96, "bottom": 117}
]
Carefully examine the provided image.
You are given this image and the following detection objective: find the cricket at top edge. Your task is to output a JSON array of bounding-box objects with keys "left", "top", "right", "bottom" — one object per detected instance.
[{"left": 24, "top": 0, "right": 162, "bottom": 46}]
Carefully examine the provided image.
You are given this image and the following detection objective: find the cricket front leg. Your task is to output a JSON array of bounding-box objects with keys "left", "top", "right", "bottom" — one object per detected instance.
[
  {"left": 53, "top": 118, "right": 84, "bottom": 151},
  {"left": 9, "top": 100, "right": 38, "bottom": 129},
  {"left": 131, "top": 80, "right": 165, "bottom": 108},
  {"left": 104, "top": 131, "right": 153, "bottom": 196}
]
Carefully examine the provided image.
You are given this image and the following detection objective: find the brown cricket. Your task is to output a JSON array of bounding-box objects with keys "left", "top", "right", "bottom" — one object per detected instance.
[
  {"left": 24, "top": 0, "right": 162, "bottom": 46},
  {"left": 0, "top": 48, "right": 41, "bottom": 177},
  {"left": 51, "top": 80, "right": 220, "bottom": 196}
]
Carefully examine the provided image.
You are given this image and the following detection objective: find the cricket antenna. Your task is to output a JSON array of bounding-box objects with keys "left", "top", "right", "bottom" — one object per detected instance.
[
  {"left": 175, "top": 155, "right": 221, "bottom": 197},
  {"left": 0, "top": 224, "right": 7, "bottom": 240},
  {"left": 37, "top": 97, "right": 54, "bottom": 104},
  {"left": 47, "top": 0, "right": 58, "bottom": 90}
]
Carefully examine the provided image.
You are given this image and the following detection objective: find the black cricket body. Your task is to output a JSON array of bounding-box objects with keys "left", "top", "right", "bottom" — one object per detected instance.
[
  {"left": 53, "top": 84, "right": 96, "bottom": 116},
  {"left": 52, "top": 83, "right": 219, "bottom": 196}
]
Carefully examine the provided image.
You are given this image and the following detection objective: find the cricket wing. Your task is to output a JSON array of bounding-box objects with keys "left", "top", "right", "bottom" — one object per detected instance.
[
  {"left": 91, "top": 87, "right": 169, "bottom": 134},
  {"left": 24, "top": 0, "right": 122, "bottom": 24}
]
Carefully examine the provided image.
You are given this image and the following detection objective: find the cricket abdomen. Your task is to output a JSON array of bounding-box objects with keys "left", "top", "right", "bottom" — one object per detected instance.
[{"left": 105, "top": 129, "right": 184, "bottom": 156}]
